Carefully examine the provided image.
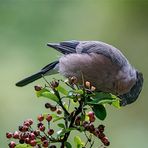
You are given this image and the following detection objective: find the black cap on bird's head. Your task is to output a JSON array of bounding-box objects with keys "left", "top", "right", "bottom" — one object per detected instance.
[{"left": 119, "top": 71, "right": 143, "bottom": 106}]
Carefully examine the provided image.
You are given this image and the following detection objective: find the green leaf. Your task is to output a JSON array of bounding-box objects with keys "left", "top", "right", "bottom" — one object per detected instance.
[
  {"left": 74, "top": 136, "right": 84, "bottom": 148},
  {"left": 57, "top": 85, "right": 68, "bottom": 95},
  {"left": 36, "top": 88, "right": 59, "bottom": 103},
  {"left": 92, "top": 104, "right": 107, "bottom": 120},
  {"left": 88, "top": 98, "right": 116, "bottom": 105},
  {"left": 87, "top": 92, "right": 120, "bottom": 105},
  {"left": 112, "top": 99, "right": 121, "bottom": 108},
  {"left": 64, "top": 141, "right": 72, "bottom": 148},
  {"left": 74, "top": 89, "right": 84, "bottom": 95},
  {"left": 57, "top": 123, "right": 65, "bottom": 129},
  {"left": 15, "top": 144, "right": 32, "bottom": 148},
  {"left": 53, "top": 116, "right": 64, "bottom": 122}
]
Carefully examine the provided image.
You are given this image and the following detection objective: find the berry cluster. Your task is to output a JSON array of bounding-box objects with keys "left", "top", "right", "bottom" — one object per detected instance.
[
  {"left": 6, "top": 79, "right": 113, "bottom": 147},
  {"left": 6, "top": 116, "right": 57, "bottom": 148},
  {"left": 75, "top": 111, "right": 110, "bottom": 146}
]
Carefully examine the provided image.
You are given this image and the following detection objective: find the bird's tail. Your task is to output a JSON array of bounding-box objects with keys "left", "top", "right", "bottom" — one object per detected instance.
[
  {"left": 16, "top": 61, "right": 59, "bottom": 87},
  {"left": 16, "top": 72, "right": 43, "bottom": 87}
]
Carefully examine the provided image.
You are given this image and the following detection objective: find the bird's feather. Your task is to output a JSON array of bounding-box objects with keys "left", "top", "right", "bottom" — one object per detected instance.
[
  {"left": 47, "top": 41, "right": 79, "bottom": 54},
  {"left": 16, "top": 61, "right": 59, "bottom": 87}
]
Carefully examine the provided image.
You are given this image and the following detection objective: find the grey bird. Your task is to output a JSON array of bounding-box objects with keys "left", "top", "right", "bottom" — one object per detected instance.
[{"left": 16, "top": 41, "right": 143, "bottom": 106}]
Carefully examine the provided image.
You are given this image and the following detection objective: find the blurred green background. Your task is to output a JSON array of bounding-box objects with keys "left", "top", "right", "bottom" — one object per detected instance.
[{"left": 0, "top": 0, "right": 148, "bottom": 147}]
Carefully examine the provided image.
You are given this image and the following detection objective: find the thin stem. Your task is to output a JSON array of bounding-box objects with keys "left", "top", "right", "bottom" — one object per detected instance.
[
  {"left": 90, "top": 140, "right": 95, "bottom": 148},
  {"left": 42, "top": 74, "right": 51, "bottom": 87},
  {"left": 54, "top": 89, "right": 70, "bottom": 116}
]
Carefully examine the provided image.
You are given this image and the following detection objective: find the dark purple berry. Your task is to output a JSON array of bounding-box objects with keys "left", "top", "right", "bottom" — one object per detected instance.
[
  {"left": 39, "top": 125, "right": 45, "bottom": 132},
  {"left": 18, "top": 125, "right": 23, "bottom": 132},
  {"left": 37, "top": 122, "right": 43, "bottom": 128},
  {"left": 98, "top": 124, "right": 105, "bottom": 133},
  {"left": 19, "top": 139, "right": 25, "bottom": 144},
  {"left": 48, "top": 129, "right": 54, "bottom": 135},
  {"left": 34, "top": 85, "right": 42, "bottom": 91},
  {"left": 45, "top": 103, "right": 52, "bottom": 109}
]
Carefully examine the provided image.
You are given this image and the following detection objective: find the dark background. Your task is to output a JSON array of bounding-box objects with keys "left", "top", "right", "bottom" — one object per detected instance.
[{"left": 0, "top": 0, "right": 148, "bottom": 147}]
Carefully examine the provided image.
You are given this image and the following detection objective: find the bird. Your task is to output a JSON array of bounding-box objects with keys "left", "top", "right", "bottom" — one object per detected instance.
[{"left": 16, "top": 40, "right": 143, "bottom": 106}]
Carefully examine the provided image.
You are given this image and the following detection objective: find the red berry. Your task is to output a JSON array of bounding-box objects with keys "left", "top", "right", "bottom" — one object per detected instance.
[
  {"left": 57, "top": 109, "right": 62, "bottom": 114},
  {"left": 6, "top": 132, "right": 12, "bottom": 139},
  {"left": 22, "top": 125, "right": 29, "bottom": 132},
  {"left": 48, "top": 129, "right": 54, "bottom": 135},
  {"left": 25, "top": 137, "right": 30, "bottom": 144},
  {"left": 34, "top": 130, "right": 40, "bottom": 136},
  {"left": 23, "top": 121, "right": 30, "bottom": 127},
  {"left": 42, "top": 140, "right": 49, "bottom": 147},
  {"left": 38, "top": 114, "right": 44, "bottom": 122},
  {"left": 30, "top": 140, "right": 37, "bottom": 146},
  {"left": 28, "top": 119, "right": 33, "bottom": 125},
  {"left": 101, "top": 136, "right": 110, "bottom": 146},
  {"left": 46, "top": 114, "right": 52, "bottom": 122},
  {"left": 87, "top": 111, "right": 95, "bottom": 122},
  {"left": 41, "top": 136, "right": 47, "bottom": 141},
  {"left": 98, "top": 132, "right": 105, "bottom": 139},
  {"left": 88, "top": 123, "right": 95, "bottom": 133},
  {"left": 90, "top": 116, "right": 95, "bottom": 122},
  {"left": 29, "top": 133, "right": 35, "bottom": 140},
  {"left": 9, "top": 141, "right": 16, "bottom": 148},
  {"left": 87, "top": 111, "right": 94, "bottom": 117},
  {"left": 13, "top": 131, "right": 19, "bottom": 139},
  {"left": 39, "top": 125, "right": 45, "bottom": 132}
]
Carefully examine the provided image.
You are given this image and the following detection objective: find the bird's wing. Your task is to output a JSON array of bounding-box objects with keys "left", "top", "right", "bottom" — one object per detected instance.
[
  {"left": 47, "top": 40, "right": 79, "bottom": 54},
  {"left": 76, "top": 41, "right": 128, "bottom": 68},
  {"left": 47, "top": 40, "right": 128, "bottom": 68}
]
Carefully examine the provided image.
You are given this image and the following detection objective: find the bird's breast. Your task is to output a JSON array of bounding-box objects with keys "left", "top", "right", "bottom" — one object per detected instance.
[{"left": 59, "top": 53, "right": 135, "bottom": 95}]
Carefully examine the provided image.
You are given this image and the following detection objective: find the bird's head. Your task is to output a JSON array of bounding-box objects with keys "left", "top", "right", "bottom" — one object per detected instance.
[{"left": 119, "top": 71, "right": 143, "bottom": 106}]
